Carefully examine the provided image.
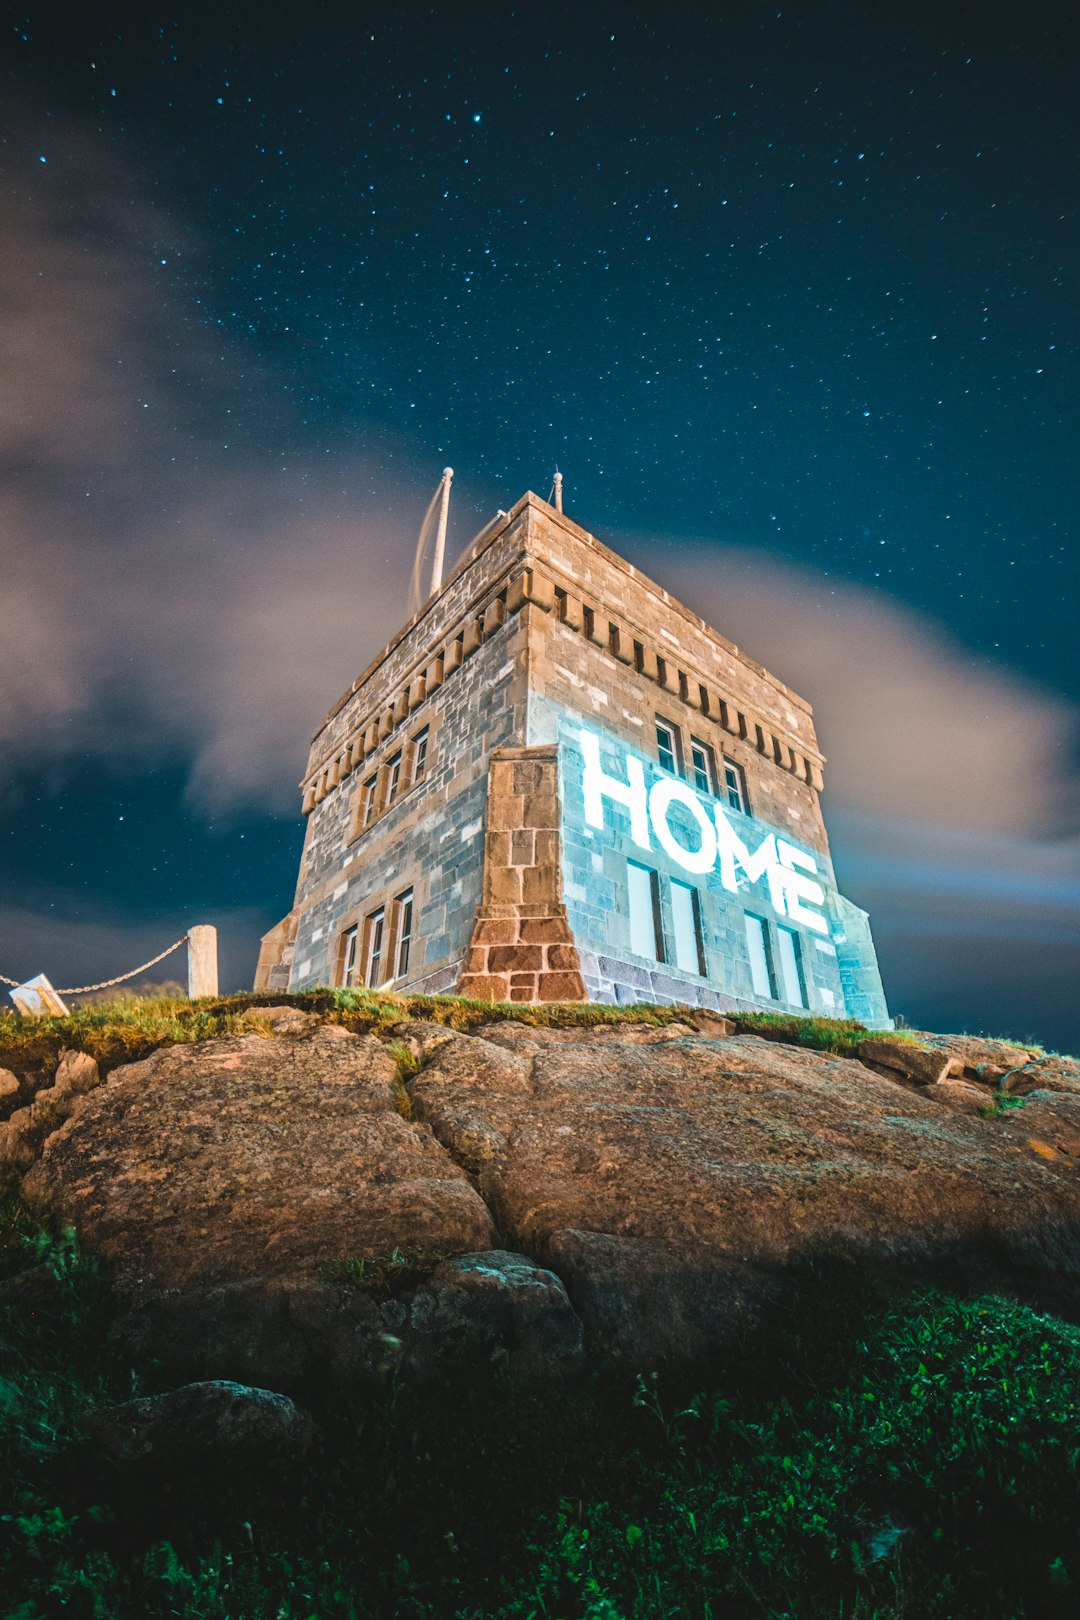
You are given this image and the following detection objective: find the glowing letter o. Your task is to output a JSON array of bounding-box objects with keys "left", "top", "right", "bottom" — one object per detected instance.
[{"left": 648, "top": 779, "right": 718, "bottom": 875}]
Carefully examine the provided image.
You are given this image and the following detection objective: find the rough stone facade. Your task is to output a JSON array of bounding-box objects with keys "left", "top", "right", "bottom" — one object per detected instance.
[{"left": 257, "top": 492, "right": 890, "bottom": 1024}]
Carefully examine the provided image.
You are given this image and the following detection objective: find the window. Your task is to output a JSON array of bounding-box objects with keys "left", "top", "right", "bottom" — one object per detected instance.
[
  {"left": 395, "top": 889, "right": 414, "bottom": 980},
  {"left": 745, "top": 914, "right": 777, "bottom": 1000},
  {"left": 385, "top": 752, "right": 403, "bottom": 807},
  {"left": 627, "top": 861, "right": 664, "bottom": 961},
  {"left": 670, "top": 881, "right": 705, "bottom": 975},
  {"left": 655, "top": 718, "right": 679, "bottom": 775},
  {"left": 411, "top": 728, "right": 429, "bottom": 785},
  {"left": 554, "top": 585, "right": 568, "bottom": 620},
  {"left": 776, "top": 926, "right": 807, "bottom": 1009},
  {"left": 366, "top": 908, "right": 386, "bottom": 987},
  {"left": 723, "top": 756, "right": 749, "bottom": 816},
  {"left": 360, "top": 775, "right": 378, "bottom": 826},
  {"left": 690, "top": 737, "right": 715, "bottom": 797},
  {"left": 340, "top": 925, "right": 359, "bottom": 987}
]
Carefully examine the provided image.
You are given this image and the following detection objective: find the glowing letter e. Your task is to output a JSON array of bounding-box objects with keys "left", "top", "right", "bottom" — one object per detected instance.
[{"left": 580, "top": 729, "right": 651, "bottom": 851}]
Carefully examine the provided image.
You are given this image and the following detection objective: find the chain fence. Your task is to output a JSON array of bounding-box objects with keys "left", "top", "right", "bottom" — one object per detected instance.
[{"left": 0, "top": 934, "right": 190, "bottom": 996}]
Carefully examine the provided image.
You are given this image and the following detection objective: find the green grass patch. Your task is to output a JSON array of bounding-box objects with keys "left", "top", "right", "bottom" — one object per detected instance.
[
  {"left": 3, "top": 1192, "right": 1080, "bottom": 1619},
  {"left": 3, "top": 993, "right": 1065, "bottom": 1092},
  {"left": 980, "top": 1091, "right": 1032, "bottom": 1119},
  {"left": 323, "top": 1242, "right": 464, "bottom": 1297},
  {"left": 730, "top": 1010, "right": 918, "bottom": 1057},
  {"left": 0, "top": 988, "right": 697, "bottom": 1085}
]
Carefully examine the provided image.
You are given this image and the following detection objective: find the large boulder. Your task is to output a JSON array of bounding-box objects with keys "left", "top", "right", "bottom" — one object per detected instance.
[
  {"left": 406, "top": 1026, "right": 1080, "bottom": 1366},
  {"left": 25, "top": 1027, "right": 495, "bottom": 1297},
  {"left": 85, "top": 1380, "right": 318, "bottom": 1467},
  {"left": 401, "top": 1249, "right": 584, "bottom": 1382},
  {"left": 21, "top": 1017, "right": 1080, "bottom": 1379}
]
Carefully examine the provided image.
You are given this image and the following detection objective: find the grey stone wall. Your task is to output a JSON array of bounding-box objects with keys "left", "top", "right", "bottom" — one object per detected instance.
[{"left": 265, "top": 491, "right": 890, "bottom": 1026}]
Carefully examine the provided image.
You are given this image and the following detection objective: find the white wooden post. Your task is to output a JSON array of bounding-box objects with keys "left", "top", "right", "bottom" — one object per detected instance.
[{"left": 187, "top": 926, "right": 218, "bottom": 999}]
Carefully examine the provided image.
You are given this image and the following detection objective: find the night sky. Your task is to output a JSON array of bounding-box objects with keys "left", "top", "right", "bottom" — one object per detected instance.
[{"left": 2, "top": 2, "right": 1077, "bottom": 1049}]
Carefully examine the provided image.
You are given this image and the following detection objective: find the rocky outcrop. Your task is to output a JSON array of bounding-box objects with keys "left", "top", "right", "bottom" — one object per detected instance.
[
  {"left": 0, "top": 1067, "right": 20, "bottom": 1110},
  {"left": 25, "top": 1027, "right": 494, "bottom": 1296},
  {"left": 1, "top": 1048, "right": 102, "bottom": 1172},
  {"left": 21, "top": 1015, "right": 1080, "bottom": 1383},
  {"left": 85, "top": 1381, "right": 318, "bottom": 1467}
]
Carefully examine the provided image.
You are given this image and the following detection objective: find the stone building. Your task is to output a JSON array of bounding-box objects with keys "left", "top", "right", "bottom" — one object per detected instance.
[{"left": 256, "top": 491, "right": 890, "bottom": 1023}]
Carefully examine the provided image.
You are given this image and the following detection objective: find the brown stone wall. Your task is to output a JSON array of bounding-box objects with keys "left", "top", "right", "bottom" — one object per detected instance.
[{"left": 457, "top": 746, "right": 586, "bottom": 1003}]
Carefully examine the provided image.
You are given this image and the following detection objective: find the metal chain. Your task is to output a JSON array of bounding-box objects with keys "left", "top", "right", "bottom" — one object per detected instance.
[{"left": 0, "top": 934, "right": 189, "bottom": 996}]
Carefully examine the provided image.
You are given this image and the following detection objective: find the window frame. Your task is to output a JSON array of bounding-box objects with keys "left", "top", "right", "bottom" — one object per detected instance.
[
  {"left": 722, "top": 755, "right": 750, "bottom": 816},
  {"left": 627, "top": 859, "right": 665, "bottom": 962},
  {"left": 384, "top": 751, "right": 403, "bottom": 808},
  {"left": 689, "top": 736, "right": 716, "bottom": 797},
  {"left": 670, "top": 879, "right": 706, "bottom": 976},
  {"left": 776, "top": 925, "right": 808, "bottom": 1009},
  {"left": 365, "top": 907, "right": 386, "bottom": 987},
  {"left": 394, "top": 888, "right": 415, "bottom": 981},
  {"left": 411, "top": 727, "right": 429, "bottom": 786},
  {"left": 744, "top": 912, "right": 778, "bottom": 1001},
  {"left": 339, "top": 924, "right": 359, "bottom": 987},
  {"left": 655, "top": 716, "right": 681, "bottom": 777},
  {"left": 359, "top": 773, "right": 379, "bottom": 828}
]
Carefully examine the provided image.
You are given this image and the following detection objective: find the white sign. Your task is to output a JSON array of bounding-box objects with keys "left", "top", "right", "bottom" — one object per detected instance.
[
  {"left": 578, "top": 728, "right": 829, "bottom": 936},
  {"left": 8, "top": 973, "right": 70, "bottom": 1019}
]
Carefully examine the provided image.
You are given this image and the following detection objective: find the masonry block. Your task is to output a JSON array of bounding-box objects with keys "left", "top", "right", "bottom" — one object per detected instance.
[
  {"left": 443, "top": 639, "right": 464, "bottom": 676},
  {"left": 523, "top": 865, "right": 561, "bottom": 906},
  {"left": 483, "top": 598, "right": 506, "bottom": 636},
  {"left": 638, "top": 644, "right": 659, "bottom": 682},
  {"left": 456, "top": 974, "right": 508, "bottom": 1001},
  {"left": 488, "top": 866, "right": 524, "bottom": 904},
  {"left": 560, "top": 592, "right": 583, "bottom": 631},
  {"left": 511, "top": 829, "right": 536, "bottom": 865},
  {"left": 462, "top": 618, "right": 483, "bottom": 658},
  {"left": 525, "top": 570, "right": 555, "bottom": 612},
  {"left": 519, "top": 916, "right": 573, "bottom": 944},
  {"left": 513, "top": 760, "right": 544, "bottom": 794},
  {"left": 537, "top": 970, "right": 587, "bottom": 1000},
  {"left": 489, "top": 945, "right": 543, "bottom": 974},
  {"left": 473, "top": 918, "right": 518, "bottom": 945}
]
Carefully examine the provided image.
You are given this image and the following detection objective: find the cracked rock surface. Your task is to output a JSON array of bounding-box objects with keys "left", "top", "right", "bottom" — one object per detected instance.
[
  {"left": 22, "top": 1017, "right": 1080, "bottom": 1378},
  {"left": 25, "top": 1028, "right": 495, "bottom": 1296}
]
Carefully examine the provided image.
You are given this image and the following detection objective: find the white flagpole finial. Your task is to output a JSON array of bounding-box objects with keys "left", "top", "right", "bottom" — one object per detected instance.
[{"left": 430, "top": 467, "right": 454, "bottom": 596}]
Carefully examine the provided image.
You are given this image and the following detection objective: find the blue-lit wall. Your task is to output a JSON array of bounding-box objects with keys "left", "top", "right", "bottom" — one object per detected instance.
[{"left": 537, "top": 700, "right": 890, "bottom": 1025}]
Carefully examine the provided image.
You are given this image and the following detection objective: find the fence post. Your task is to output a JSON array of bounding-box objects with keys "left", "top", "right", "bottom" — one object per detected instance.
[{"left": 187, "top": 926, "right": 219, "bottom": 999}]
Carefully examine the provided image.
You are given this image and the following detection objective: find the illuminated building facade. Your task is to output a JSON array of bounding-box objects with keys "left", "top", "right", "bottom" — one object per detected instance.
[{"left": 256, "top": 492, "right": 890, "bottom": 1023}]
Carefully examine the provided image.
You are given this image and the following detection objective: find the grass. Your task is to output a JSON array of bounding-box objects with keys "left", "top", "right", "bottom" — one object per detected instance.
[
  {"left": 1, "top": 988, "right": 934, "bottom": 1090},
  {"left": 980, "top": 1092, "right": 1032, "bottom": 1119},
  {"left": 0, "top": 987, "right": 693, "bottom": 1082},
  {"left": 323, "top": 1242, "right": 465, "bottom": 1297},
  {"left": 4, "top": 986, "right": 1066, "bottom": 1096},
  {"left": 3, "top": 1192, "right": 1080, "bottom": 1618},
  {"left": 729, "top": 1010, "right": 913, "bottom": 1057}
]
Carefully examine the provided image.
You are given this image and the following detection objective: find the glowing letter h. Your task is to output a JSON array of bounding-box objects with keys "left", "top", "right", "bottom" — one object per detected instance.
[{"left": 580, "top": 730, "right": 651, "bottom": 851}]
